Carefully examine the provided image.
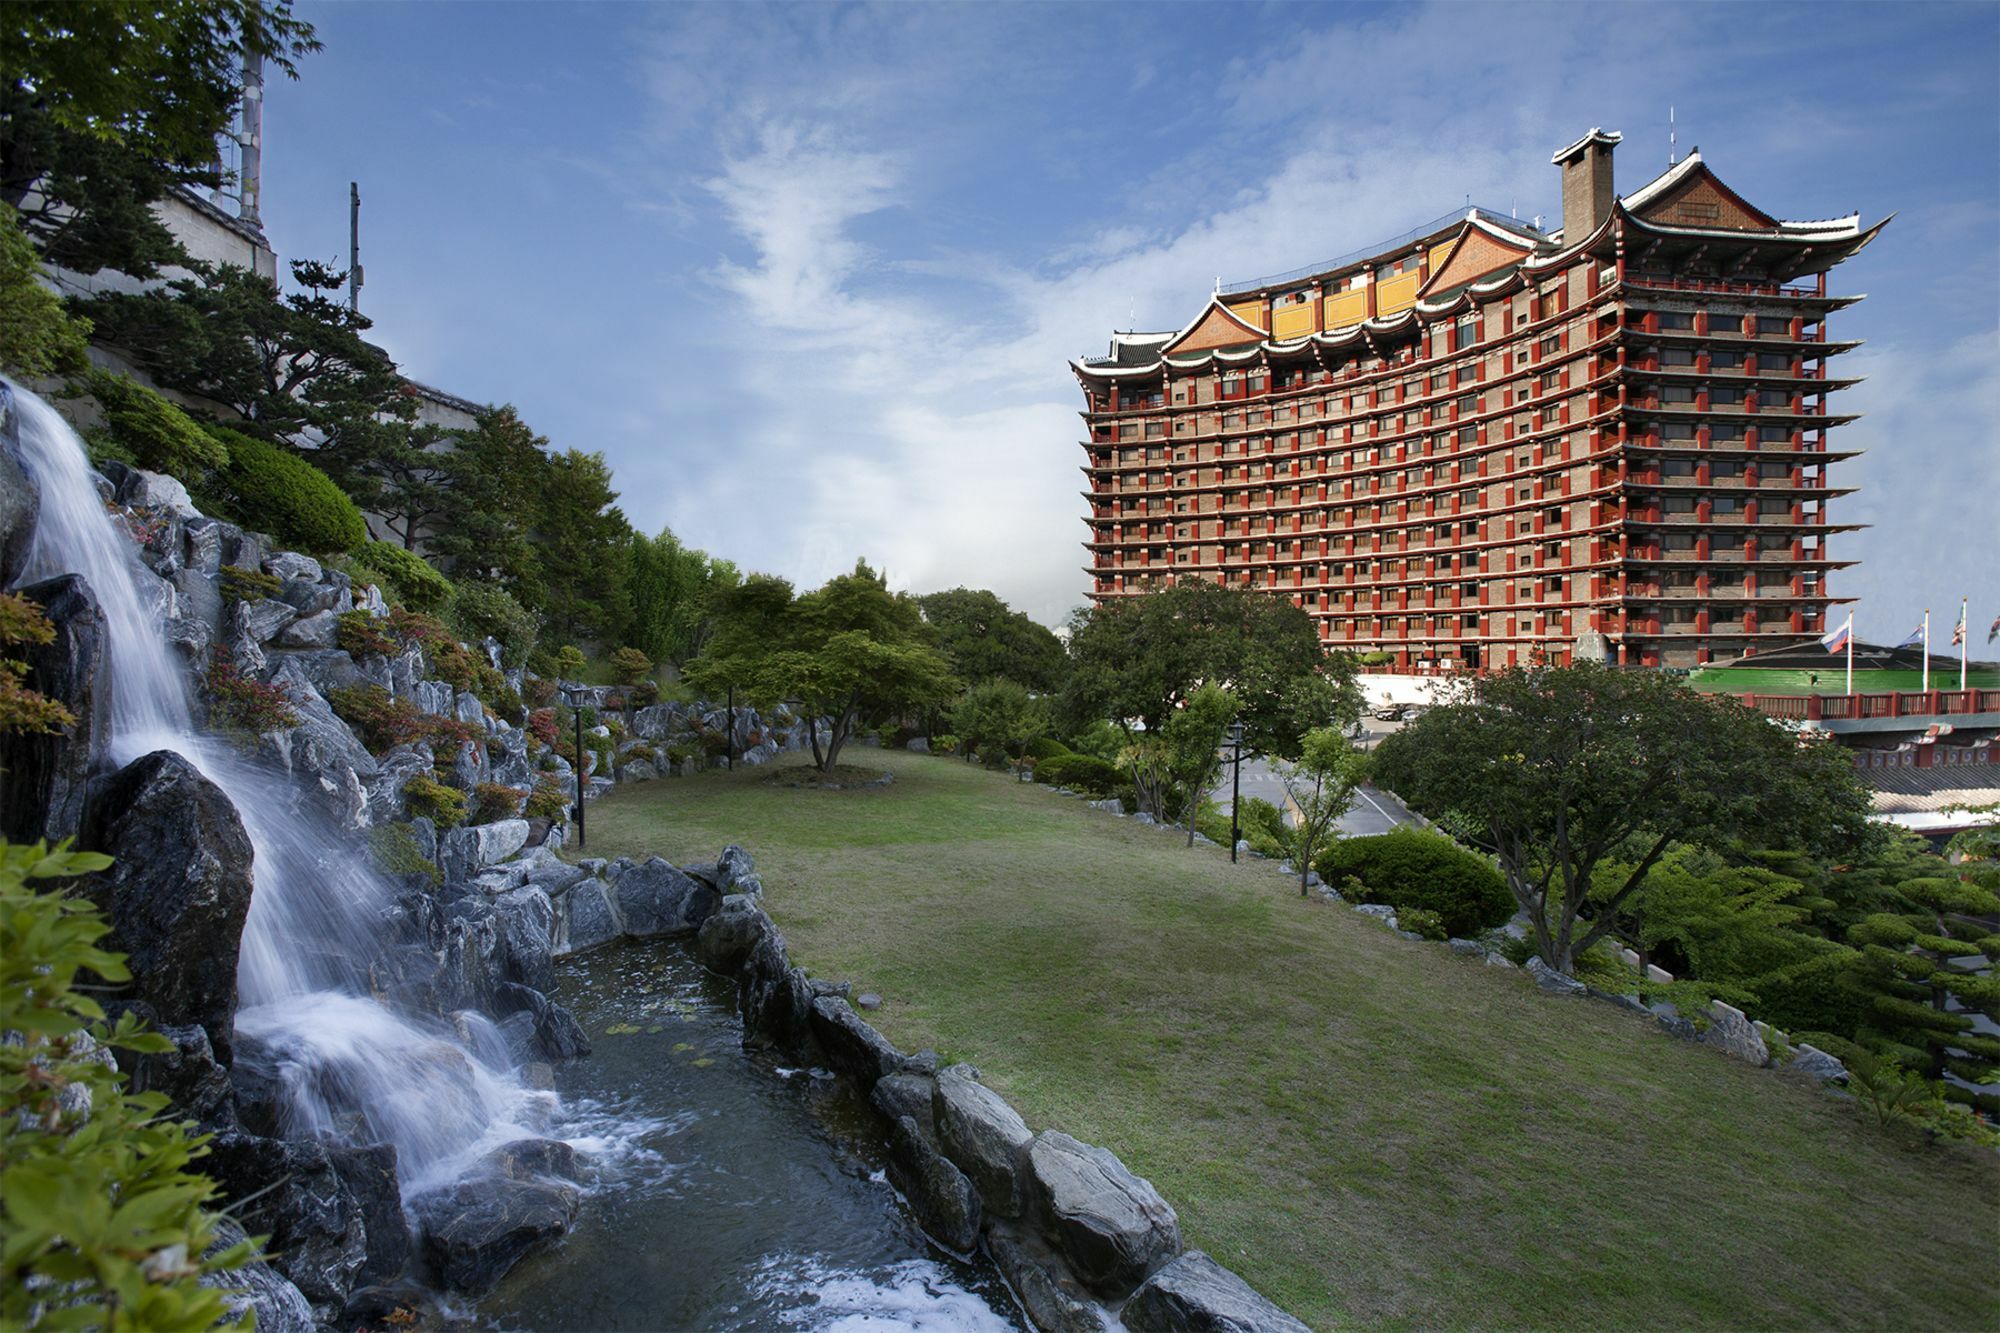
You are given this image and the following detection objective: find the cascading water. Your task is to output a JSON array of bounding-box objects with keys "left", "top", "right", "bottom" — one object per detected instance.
[
  {"left": 5, "top": 379, "right": 547, "bottom": 1190},
  {"left": 7, "top": 379, "right": 1018, "bottom": 1327}
]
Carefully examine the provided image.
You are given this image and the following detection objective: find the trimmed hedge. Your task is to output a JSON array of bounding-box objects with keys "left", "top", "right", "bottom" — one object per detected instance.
[
  {"left": 352, "top": 540, "right": 451, "bottom": 614},
  {"left": 208, "top": 425, "right": 366, "bottom": 555},
  {"left": 1025, "top": 736, "right": 1071, "bottom": 763},
  {"left": 1035, "top": 752, "right": 1122, "bottom": 797},
  {"left": 1316, "top": 827, "right": 1513, "bottom": 938},
  {"left": 82, "top": 369, "right": 227, "bottom": 477}
]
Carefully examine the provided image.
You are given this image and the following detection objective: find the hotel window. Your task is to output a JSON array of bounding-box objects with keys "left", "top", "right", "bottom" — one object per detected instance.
[
  {"left": 1457, "top": 394, "right": 1478, "bottom": 416},
  {"left": 1540, "top": 334, "right": 1562, "bottom": 356},
  {"left": 1655, "top": 311, "right": 1693, "bottom": 331}
]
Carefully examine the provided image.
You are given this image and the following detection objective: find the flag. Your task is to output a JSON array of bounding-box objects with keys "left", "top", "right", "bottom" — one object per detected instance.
[
  {"left": 1989, "top": 613, "right": 1999, "bottom": 645},
  {"left": 1893, "top": 622, "right": 1923, "bottom": 649},
  {"left": 1951, "top": 603, "right": 1966, "bottom": 646},
  {"left": 1820, "top": 614, "right": 1852, "bottom": 655}
]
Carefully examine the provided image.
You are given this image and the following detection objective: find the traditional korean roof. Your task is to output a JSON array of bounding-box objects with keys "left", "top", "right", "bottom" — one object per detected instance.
[
  {"left": 1159, "top": 296, "right": 1269, "bottom": 355},
  {"left": 1551, "top": 127, "right": 1623, "bottom": 165}
]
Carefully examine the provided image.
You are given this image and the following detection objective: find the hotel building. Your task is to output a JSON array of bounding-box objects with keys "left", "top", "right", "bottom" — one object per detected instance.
[{"left": 1072, "top": 130, "right": 1888, "bottom": 670}]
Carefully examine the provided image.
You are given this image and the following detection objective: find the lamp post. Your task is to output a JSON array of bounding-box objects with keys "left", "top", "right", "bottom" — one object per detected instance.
[
  {"left": 560, "top": 684, "right": 586, "bottom": 850},
  {"left": 1227, "top": 719, "right": 1246, "bottom": 864}
]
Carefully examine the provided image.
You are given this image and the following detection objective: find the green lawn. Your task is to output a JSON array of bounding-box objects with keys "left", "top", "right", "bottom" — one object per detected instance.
[
  {"left": 580, "top": 748, "right": 2000, "bottom": 1331},
  {"left": 1692, "top": 666, "right": 2000, "bottom": 695}
]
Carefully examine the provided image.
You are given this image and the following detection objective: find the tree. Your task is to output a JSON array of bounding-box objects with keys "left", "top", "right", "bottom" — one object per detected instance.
[
  {"left": 1063, "top": 580, "right": 1359, "bottom": 760},
  {"left": 2, "top": 1, "right": 319, "bottom": 278},
  {"left": 423, "top": 404, "right": 552, "bottom": 597},
  {"left": 952, "top": 679, "right": 1050, "bottom": 768},
  {"left": 918, "top": 588, "right": 1067, "bottom": 693},
  {"left": 0, "top": 203, "right": 88, "bottom": 378},
  {"left": 1372, "top": 662, "right": 1874, "bottom": 974},
  {"left": 528, "top": 448, "right": 634, "bottom": 645},
  {"left": 628, "top": 527, "right": 729, "bottom": 668},
  {"left": 1277, "top": 727, "right": 1367, "bottom": 895},
  {"left": 686, "top": 562, "right": 956, "bottom": 772},
  {"left": 1122, "top": 682, "right": 1237, "bottom": 844}
]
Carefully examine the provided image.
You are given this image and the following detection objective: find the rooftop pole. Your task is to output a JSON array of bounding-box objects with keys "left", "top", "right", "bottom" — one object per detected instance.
[{"left": 348, "top": 182, "right": 362, "bottom": 313}]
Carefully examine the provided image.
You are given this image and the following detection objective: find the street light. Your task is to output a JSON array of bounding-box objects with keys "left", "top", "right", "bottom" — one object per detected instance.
[
  {"left": 1227, "top": 719, "right": 1246, "bottom": 864},
  {"left": 559, "top": 683, "right": 587, "bottom": 850}
]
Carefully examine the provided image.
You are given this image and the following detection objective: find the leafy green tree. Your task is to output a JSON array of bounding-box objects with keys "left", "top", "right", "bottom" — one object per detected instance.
[
  {"left": 2, "top": 1, "right": 318, "bottom": 278},
  {"left": 528, "top": 448, "right": 634, "bottom": 645},
  {"left": 1122, "top": 682, "right": 1237, "bottom": 844},
  {"left": 0, "top": 203, "right": 89, "bottom": 378},
  {"left": 918, "top": 588, "right": 1067, "bottom": 692},
  {"left": 1063, "top": 580, "right": 1359, "bottom": 760},
  {"left": 74, "top": 259, "right": 414, "bottom": 472},
  {"left": 628, "top": 527, "right": 730, "bottom": 668},
  {"left": 423, "top": 405, "right": 551, "bottom": 597},
  {"left": 952, "top": 679, "right": 1051, "bottom": 768},
  {"left": 2, "top": 839, "right": 257, "bottom": 1330},
  {"left": 1277, "top": 727, "right": 1367, "bottom": 895},
  {"left": 1373, "top": 662, "right": 1875, "bottom": 974},
  {"left": 687, "top": 562, "right": 956, "bottom": 772}
]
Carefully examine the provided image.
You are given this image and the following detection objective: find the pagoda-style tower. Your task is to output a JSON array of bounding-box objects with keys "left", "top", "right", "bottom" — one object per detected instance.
[{"left": 1071, "top": 129, "right": 1887, "bottom": 671}]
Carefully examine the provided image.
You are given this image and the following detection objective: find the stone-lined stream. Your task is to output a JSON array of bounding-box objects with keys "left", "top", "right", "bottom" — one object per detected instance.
[{"left": 478, "top": 940, "right": 1022, "bottom": 1330}]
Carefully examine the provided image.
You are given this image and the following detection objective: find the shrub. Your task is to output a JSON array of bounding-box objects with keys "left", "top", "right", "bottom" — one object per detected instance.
[
  {"left": 352, "top": 540, "right": 450, "bottom": 613},
  {"left": 1026, "top": 736, "right": 1071, "bottom": 763},
  {"left": 448, "top": 580, "right": 537, "bottom": 667},
  {"left": 327, "top": 684, "right": 476, "bottom": 756},
  {"left": 526, "top": 708, "right": 560, "bottom": 748},
  {"left": 1, "top": 592, "right": 75, "bottom": 735},
  {"left": 218, "top": 565, "right": 283, "bottom": 604},
  {"left": 401, "top": 773, "right": 468, "bottom": 827},
  {"left": 525, "top": 778, "right": 569, "bottom": 822},
  {"left": 1192, "top": 799, "right": 1289, "bottom": 858},
  {"left": 78, "top": 368, "right": 227, "bottom": 479},
  {"left": 609, "top": 647, "right": 652, "bottom": 686},
  {"left": 931, "top": 733, "right": 960, "bottom": 755},
  {"left": 203, "top": 645, "right": 299, "bottom": 736},
  {"left": 389, "top": 608, "right": 479, "bottom": 693},
  {"left": 209, "top": 425, "right": 366, "bottom": 555},
  {"left": 1400, "top": 907, "right": 1448, "bottom": 941},
  {"left": 368, "top": 822, "right": 440, "bottom": 888},
  {"left": 1315, "top": 828, "right": 1514, "bottom": 938},
  {"left": 1066, "top": 719, "right": 1126, "bottom": 763},
  {"left": 521, "top": 675, "right": 558, "bottom": 710},
  {"left": 2, "top": 839, "right": 258, "bottom": 1330},
  {"left": 555, "top": 645, "right": 587, "bottom": 679},
  {"left": 1035, "top": 752, "right": 1122, "bottom": 797},
  {"left": 1, "top": 201, "right": 89, "bottom": 379},
  {"left": 335, "top": 609, "right": 398, "bottom": 659},
  {"left": 471, "top": 782, "right": 525, "bottom": 825}
]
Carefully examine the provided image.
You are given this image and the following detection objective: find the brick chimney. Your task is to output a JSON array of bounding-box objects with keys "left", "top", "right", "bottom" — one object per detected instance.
[{"left": 1552, "top": 128, "right": 1621, "bottom": 242}]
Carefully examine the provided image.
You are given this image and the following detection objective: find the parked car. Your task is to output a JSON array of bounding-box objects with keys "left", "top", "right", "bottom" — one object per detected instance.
[{"left": 1373, "top": 704, "right": 1407, "bottom": 721}]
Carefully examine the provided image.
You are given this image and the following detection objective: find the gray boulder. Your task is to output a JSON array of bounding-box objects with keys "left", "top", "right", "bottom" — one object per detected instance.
[
  {"left": 121, "top": 1021, "right": 233, "bottom": 1122},
  {"left": 1122, "top": 1249, "right": 1311, "bottom": 1333},
  {"left": 555, "top": 877, "right": 623, "bottom": 957},
  {"left": 617, "top": 758, "right": 659, "bottom": 783},
  {"left": 81, "top": 752, "right": 254, "bottom": 1063},
  {"left": 493, "top": 886, "right": 557, "bottom": 993},
  {"left": 871, "top": 1070, "right": 937, "bottom": 1137},
  {"left": 276, "top": 608, "right": 340, "bottom": 649},
  {"left": 1789, "top": 1043, "right": 1849, "bottom": 1084},
  {"left": 327, "top": 1143, "right": 410, "bottom": 1290},
  {"left": 696, "top": 892, "right": 768, "bottom": 972},
  {"left": 203, "top": 1133, "right": 368, "bottom": 1312},
  {"left": 0, "top": 575, "right": 109, "bottom": 843},
  {"left": 264, "top": 551, "right": 323, "bottom": 584},
  {"left": 1026, "top": 1130, "right": 1180, "bottom": 1298},
  {"left": 1525, "top": 957, "right": 1588, "bottom": 997},
  {"left": 233, "top": 595, "right": 298, "bottom": 645},
  {"left": 615, "top": 857, "right": 718, "bottom": 937},
  {"left": 0, "top": 401, "right": 39, "bottom": 587},
  {"left": 808, "top": 995, "right": 904, "bottom": 1089},
  {"left": 201, "top": 1218, "right": 316, "bottom": 1333},
  {"left": 933, "top": 1064, "right": 1033, "bottom": 1220},
  {"left": 1447, "top": 938, "right": 1485, "bottom": 957},
  {"left": 889, "top": 1114, "right": 981, "bottom": 1253},
  {"left": 439, "top": 819, "right": 532, "bottom": 886},
  {"left": 121, "top": 467, "right": 200, "bottom": 517},
  {"left": 363, "top": 746, "right": 434, "bottom": 826},
  {"left": 986, "top": 1221, "right": 1117, "bottom": 1333},
  {"left": 411, "top": 1175, "right": 580, "bottom": 1297},
  {"left": 904, "top": 736, "right": 931, "bottom": 753},
  {"left": 1700, "top": 1002, "right": 1770, "bottom": 1067}
]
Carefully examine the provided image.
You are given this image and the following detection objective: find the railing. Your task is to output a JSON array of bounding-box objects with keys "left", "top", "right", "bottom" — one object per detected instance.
[{"left": 1739, "top": 689, "right": 2000, "bottom": 722}]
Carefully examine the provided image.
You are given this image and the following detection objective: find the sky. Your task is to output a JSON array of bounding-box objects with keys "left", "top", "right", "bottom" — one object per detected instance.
[{"left": 257, "top": 0, "right": 1998, "bottom": 646}]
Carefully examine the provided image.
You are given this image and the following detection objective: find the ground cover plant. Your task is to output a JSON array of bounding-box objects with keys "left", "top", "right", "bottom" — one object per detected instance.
[{"left": 578, "top": 748, "right": 1999, "bottom": 1331}]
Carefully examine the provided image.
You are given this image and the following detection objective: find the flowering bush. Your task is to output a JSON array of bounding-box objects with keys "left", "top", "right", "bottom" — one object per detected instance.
[
  {"left": 327, "top": 684, "right": 476, "bottom": 756},
  {"left": 203, "top": 646, "right": 299, "bottom": 736}
]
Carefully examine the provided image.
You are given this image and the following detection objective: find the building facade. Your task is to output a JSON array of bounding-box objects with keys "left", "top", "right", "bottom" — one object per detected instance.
[{"left": 1072, "top": 130, "right": 1887, "bottom": 671}]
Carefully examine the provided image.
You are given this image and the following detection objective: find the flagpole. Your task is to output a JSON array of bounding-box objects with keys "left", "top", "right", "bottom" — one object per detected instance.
[
  {"left": 1845, "top": 614, "right": 1854, "bottom": 696},
  {"left": 1960, "top": 597, "right": 1968, "bottom": 693},
  {"left": 1921, "top": 609, "right": 1930, "bottom": 693}
]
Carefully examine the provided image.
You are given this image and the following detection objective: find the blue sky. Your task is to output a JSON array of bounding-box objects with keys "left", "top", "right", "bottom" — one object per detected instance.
[{"left": 258, "top": 0, "right": 1998, "bottom": 645}]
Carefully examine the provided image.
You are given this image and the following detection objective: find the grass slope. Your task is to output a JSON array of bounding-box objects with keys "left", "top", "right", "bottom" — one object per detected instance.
[{"left": 582, "top": 749, "right": 1999, "bottom": 1330}]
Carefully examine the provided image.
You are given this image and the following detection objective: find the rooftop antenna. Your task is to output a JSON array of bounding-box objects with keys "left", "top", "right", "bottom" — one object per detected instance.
[
  {"left": 1669, "top": 105, "right": 1677, "bottom": 165},
  {"left": 347, "top": 181, "right": 362, "bottom": 314}
]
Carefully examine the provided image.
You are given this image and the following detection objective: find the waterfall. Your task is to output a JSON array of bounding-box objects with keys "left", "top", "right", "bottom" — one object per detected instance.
[{"left": 5, "top": 380, "right": 549, "bottom": 1191}]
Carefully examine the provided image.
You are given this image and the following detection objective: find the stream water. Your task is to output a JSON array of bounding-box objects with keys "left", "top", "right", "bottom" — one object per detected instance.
[{"left": 479, "top": 941, "right": 1021, "bottom": 1331}]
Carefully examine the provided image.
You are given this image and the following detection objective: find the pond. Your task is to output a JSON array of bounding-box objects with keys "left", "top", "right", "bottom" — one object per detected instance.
[{"left": 477, "top": 940, "right": 1023, "bottom": 1331}]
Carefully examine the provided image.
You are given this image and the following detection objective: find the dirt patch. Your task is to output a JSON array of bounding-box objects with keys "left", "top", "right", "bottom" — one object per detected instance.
[{"left": 760, "top": 763, "right": 894, "bottom": 791}]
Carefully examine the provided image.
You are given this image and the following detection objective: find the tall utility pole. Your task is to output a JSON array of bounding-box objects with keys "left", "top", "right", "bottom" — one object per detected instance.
[{"left": 347, "top": 182, "right": 362, "bottom": 313}]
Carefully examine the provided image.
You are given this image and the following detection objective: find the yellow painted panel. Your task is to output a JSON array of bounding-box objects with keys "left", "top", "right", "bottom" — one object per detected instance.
[
  {"left": 1429, "top": 239, "right": 1457, "bottom": 273},
  {"left": 1225, "top": 301, "right": 1267, "bottom": 332},
  {"left": 1324, "top": 288, "right": 1369, "bottom": 329},
  {"left": 1377, "top": 270, "right": 1421, "bottom": 316},
  {"left": 1271, "top": 303, "right": 1317, "bottom": 340}
]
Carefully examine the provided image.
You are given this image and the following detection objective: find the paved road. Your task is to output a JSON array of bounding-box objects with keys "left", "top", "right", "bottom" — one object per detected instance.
[{"left": 1213, "top": 718, "right": 1420, "bottom": 838}]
